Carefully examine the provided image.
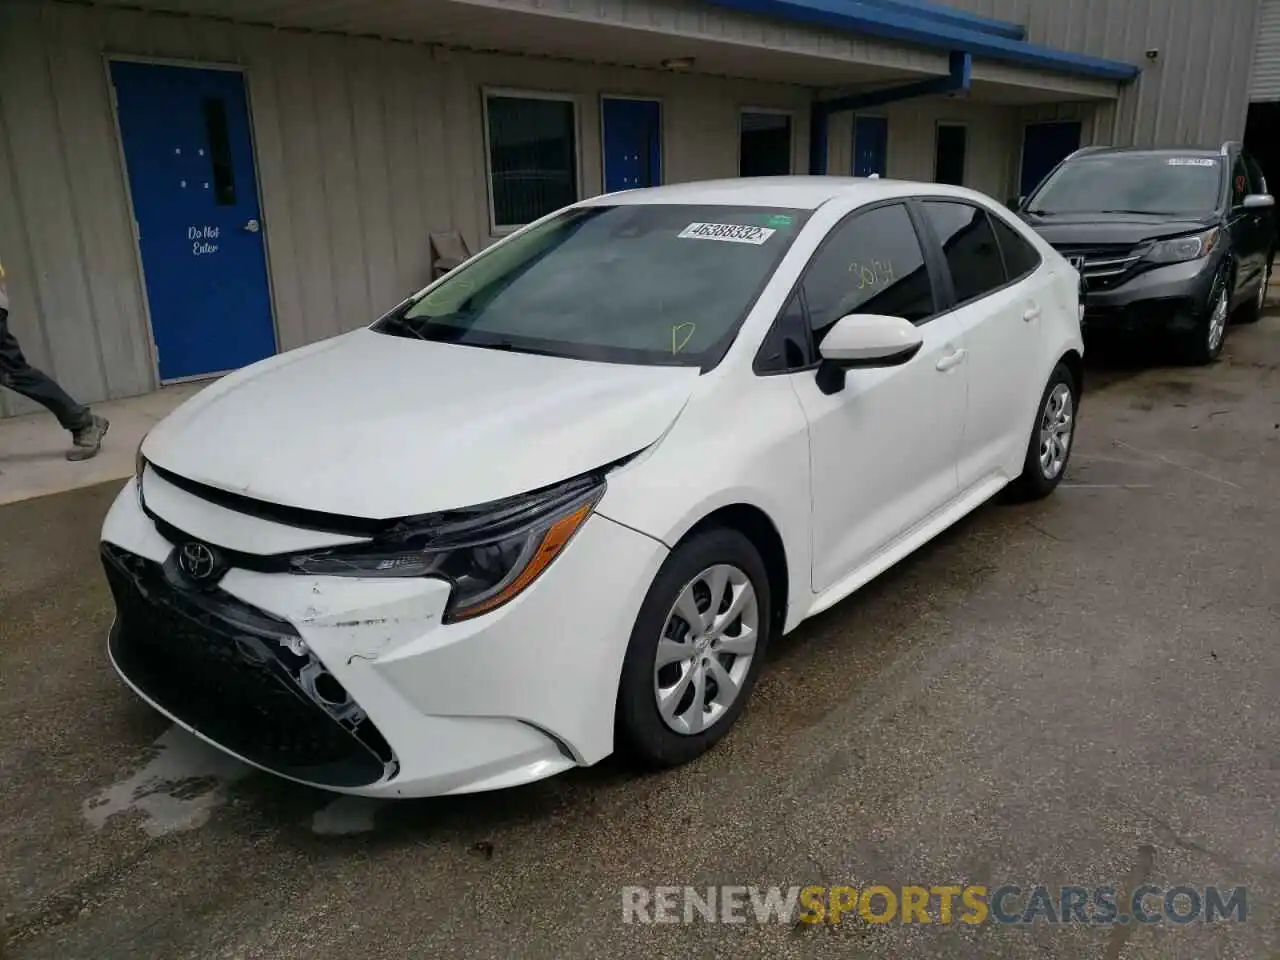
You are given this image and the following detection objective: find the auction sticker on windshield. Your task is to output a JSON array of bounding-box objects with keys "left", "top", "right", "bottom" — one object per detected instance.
[
  {"left": 678, "top": 222, "right": 776, "bottom": 244},
  {"left": 1167, "top": 158, "right": 1217, "bottom": 167}
]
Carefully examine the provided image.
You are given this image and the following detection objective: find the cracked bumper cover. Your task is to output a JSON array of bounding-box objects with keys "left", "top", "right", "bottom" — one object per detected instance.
[{"left": 101, "top": 477, "right": 668, "bottom": 798}]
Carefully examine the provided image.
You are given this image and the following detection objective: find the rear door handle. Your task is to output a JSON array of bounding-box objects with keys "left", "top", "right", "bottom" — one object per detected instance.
[
  {"left": 1023, "top": 305, "right": 1042, "bottom": 322},
  {"left": 936, "top": 347, "right": 967, "bottom": 372}
]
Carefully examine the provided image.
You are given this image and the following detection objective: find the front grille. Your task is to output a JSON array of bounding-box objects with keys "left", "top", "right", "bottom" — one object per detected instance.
[
  {"left": 102, "top": 544, "right": 396, "bottom": 788},
  {"left": 1054, "top": 242, "right": 1145, "bottom": 291}
]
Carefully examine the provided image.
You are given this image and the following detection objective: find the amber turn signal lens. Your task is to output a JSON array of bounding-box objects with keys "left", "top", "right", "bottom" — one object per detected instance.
[{"left": 447, "top": 501, "right": 595, "bottom": 621}]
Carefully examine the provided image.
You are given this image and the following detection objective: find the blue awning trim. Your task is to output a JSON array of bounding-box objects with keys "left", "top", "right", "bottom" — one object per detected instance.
[
  {"left": 702, "top": 0, "right": 1140, "bottom": 81},
  {"left": 859, "top": 0, "right": 1025, "bottom": 41}
]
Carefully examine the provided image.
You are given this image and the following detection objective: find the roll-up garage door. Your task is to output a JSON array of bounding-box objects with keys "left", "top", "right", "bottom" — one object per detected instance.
[{"left": 1252, "top": 0, "right": 1280, "bottom": 101}]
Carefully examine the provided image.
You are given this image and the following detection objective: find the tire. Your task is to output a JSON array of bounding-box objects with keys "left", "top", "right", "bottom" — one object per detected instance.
[
  {"left": 1235, "top": 258, "right": 1270, "bottom": 325},
  {"left": 1174, "top": 265, "right": 1230, "bottom": 365},
  {"left": 1010, "top": 362, "right": 1077, "bottom": 502},
  {"left": 615, "top": 527, "right": 772, "bottom": 768}
]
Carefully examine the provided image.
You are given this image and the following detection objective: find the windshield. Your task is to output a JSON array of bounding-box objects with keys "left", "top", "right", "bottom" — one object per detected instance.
[
  {"left": 373, "top": 204, "right": 810, "bottom": 367},
  {"left": 1027, "top": 154, "right": 1224, "bottom": 216}
]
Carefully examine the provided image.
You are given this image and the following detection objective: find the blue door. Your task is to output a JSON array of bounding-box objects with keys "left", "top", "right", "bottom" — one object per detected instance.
[
  {"left": 110, "top": 61, "right": 276, "bottom": 381},
  {"left": 853, "top": 116, "right": 888, "bottom": 177},
  {"left": 1020, "top": 121, "right": 1082, "bottom": 198},
  {"left": 602, "top": 98, "right": 662, "bottom": 192}
]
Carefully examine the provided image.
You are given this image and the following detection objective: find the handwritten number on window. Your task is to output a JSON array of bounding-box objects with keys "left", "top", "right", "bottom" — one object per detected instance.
[{"left": 848, "top": 259, "right": 896, "bottom": 291}]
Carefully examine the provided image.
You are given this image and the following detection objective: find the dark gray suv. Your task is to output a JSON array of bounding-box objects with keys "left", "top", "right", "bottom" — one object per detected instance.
[{"left": 1018, "top": 142, "right": 1276, "bottom": 364}]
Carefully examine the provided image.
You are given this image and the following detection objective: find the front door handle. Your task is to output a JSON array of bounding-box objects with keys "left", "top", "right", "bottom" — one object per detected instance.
[
  {"left": 1023, "top": 305, "right": 1042, "bottom": 323},
  {"left": 936, "top": 347, "right": 967, "bottom": 372}
]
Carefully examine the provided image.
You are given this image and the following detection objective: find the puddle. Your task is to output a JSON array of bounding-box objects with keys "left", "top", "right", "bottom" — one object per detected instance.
[
  {"left": 83, "top": 726, "right": 252, "bottom": 837},
  {"left": 311, "top": 795, "right": 384, "bottom": 836}
]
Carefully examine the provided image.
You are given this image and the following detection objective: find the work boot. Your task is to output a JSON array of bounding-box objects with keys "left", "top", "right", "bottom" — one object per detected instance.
[{"left": 67, "top": 415, "right": 109, "bottom": 462}]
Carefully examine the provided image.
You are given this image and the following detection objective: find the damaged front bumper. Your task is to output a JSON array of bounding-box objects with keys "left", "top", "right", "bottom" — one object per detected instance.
[{"left": 100, "top": 474, "right": 667, "bottom": 798}]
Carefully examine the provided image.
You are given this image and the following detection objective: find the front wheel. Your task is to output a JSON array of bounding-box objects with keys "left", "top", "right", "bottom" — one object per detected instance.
[
  {"left": 615, "top": 527, "right": 772, "bottom": 768},
  {"left": 1010, "top": 362, "right": 1077, "bottom": 501},
  {"left": 1235, "top": 259, "right": 1270, "bottom": 324},
  {"left": 1174, "top": 266, "right": 1230, "bottom": 364}
]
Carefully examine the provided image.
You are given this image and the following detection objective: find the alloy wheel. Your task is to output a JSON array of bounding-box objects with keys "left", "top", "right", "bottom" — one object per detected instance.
[
  {"left": 1208, "top": 279, "right": 1230, "bottom": 354},
  {"left": 654, "top": 564, "right": 759, "bottom": 735},
  {"left": 1038, "top": 382, "right": 1074, "bottom": 480}
]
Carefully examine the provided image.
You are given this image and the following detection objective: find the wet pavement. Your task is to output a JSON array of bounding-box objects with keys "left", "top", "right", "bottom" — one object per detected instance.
[{"left": 2, "top": 318, "right": 1280, "bottom": 959}]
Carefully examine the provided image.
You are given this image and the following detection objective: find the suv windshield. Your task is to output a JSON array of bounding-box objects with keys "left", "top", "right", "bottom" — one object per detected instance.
[
  {"left": 374, "top": 204, "right": 810, "bottom": 367},
  {"left": 1027, "top": 154, "right": 1224, "bottom": 216}
]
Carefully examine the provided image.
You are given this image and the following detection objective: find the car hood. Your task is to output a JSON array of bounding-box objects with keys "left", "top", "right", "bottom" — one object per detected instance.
[
  {"left": 142, "top": 329, "right": 701, "bottom": 519},
  {"left": 1020, "top": 211, "right": 1219, "bottom": 248}
]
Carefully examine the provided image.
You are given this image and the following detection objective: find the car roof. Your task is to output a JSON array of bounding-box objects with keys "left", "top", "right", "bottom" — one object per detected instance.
[
  {"left": 1072, "top": 146, "right": 1224, "bottom": 160},
  {"left": 580, "top": 176, "right": 994, "bottom": 211}
]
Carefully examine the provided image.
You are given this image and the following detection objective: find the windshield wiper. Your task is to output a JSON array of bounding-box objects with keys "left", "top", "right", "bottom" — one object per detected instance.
[
  {"left": 378, "top": 313, "right": 428, "bottom": 340},
  {"left": 1096, "top": 209, "right": 1167, "bottom": 215}
]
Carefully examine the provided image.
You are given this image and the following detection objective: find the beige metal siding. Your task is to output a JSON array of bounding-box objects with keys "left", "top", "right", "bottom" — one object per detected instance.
[
  {"left": 0, "top": 0, "right": 809, "bottom": 414},
  {"left": 826, "top": 99, "right": 1020, "bottom": 199},
  {"left": 1251, "top": 0, "right": 1280, "bottom": 101},
  {"left": 942, "top": 0, "right": 1263, "bottom": 146}
]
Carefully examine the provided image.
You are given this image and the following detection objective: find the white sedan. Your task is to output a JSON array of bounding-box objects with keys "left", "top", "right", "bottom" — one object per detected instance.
[{"left": 101, "top": 177, "right": 1082, "bottom": 797}]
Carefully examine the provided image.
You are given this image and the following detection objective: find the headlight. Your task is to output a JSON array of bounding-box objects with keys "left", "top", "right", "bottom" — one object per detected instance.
[
  {"left": 288, "top": 476, "right": 605, "bottom": 623},
  {"left": 1143, "top": 227, "right": 1219, "bottom": 265}
]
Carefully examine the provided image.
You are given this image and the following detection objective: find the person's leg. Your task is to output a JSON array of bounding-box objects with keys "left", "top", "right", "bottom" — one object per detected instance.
[{"left": 1, "top": 308, "right": 108, "bottom": 459}]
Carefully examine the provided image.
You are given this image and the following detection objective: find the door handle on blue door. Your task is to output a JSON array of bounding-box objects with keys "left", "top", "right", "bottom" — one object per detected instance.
[
  {"left": 936, "top": 348, "right": 967, "bottom": 372},
  {"left": 1023, "top": 304, "right": 1042, "bottom": 322}
]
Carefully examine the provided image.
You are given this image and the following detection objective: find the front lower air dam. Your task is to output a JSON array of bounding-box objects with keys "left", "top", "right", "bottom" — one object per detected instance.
[{"left": 101, "top": 543, "right": 397, "bottom": 789}]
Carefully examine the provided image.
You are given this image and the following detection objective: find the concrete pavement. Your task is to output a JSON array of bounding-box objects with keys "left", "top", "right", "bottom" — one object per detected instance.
[
  {"left": 2, "top": 317, "right": 1280, "bottom": 959},
  {"left": 0, "top": 382, "right": 206, "bottom": 507}
]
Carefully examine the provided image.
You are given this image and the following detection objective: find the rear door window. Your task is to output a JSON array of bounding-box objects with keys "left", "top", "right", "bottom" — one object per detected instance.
[
  {"left": 919, "top": 201, "right": 1007, "bottom": 305},
  {"left": 989, "top": 214, "right": 1042, "bottom": 281}
]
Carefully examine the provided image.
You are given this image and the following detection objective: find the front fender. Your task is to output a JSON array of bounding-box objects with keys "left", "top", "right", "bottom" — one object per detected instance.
[{"left": 596, "top": 373, "right": 814, "bottom": 633}]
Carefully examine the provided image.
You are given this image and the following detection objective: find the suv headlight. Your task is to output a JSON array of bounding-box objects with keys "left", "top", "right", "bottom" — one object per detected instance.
[
  {"left": 287, "top": 475, "right": 605, "bottom": 623},
  {"left": 1143, "top": 227, "right": 1220, "bottom": 265}
]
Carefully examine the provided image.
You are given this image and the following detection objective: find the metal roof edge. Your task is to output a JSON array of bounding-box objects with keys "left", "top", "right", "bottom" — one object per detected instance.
[
  {"left": 701, "top": 0, "right": 1140, "bottom": 82},
  {"left": 857, "top": 0, "right": 1026, "bottom": 40}
]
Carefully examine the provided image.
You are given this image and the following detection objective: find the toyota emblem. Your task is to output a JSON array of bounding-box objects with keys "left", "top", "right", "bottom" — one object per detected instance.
[{"left": 179, "top": 541, "right": 220, "bottom": 581}]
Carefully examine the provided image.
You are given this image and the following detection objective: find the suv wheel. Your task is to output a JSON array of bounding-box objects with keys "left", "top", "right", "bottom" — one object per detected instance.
[
  {"left": 1175, "top": 265, "right": 1230, "bottom": 365},
  {"left": 1236, "top": 259, "right": 1271, "bottom": 325}
]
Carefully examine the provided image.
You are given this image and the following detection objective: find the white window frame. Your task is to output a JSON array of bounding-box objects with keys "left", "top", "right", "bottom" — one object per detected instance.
[
  {"left": 738, "top": 107, "right": 796, "bottom": 177},
  {"left": 933, "top": 120, "right": 970, "bottom": 187},
  {"left": 482, "top": 87, "right": 583, "bottom": 235},
  {"left": 599, "top": 94, "right": 665, "bottom": 193}
]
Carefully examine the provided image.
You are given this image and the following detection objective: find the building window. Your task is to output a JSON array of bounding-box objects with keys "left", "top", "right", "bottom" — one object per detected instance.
[
  {"left": 740, "top": 111, "right": 793, "bottom": 177},
  {"left": 935, "top": 123, "right": 967, "bottom": 186},
  {"left": 485, "top": 93, "right": 578, "bottom": 231}
]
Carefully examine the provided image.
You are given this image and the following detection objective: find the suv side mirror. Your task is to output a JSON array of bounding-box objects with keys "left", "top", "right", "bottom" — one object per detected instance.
[
  {"left": 816, "top": 314, "right": 923, "bottom": 394},
  {"left": 1243, "top": 194, "right": 1275, "bottom": 210}
]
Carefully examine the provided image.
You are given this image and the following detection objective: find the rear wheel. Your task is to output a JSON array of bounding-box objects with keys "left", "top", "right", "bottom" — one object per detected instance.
[
  {"left": 1010, "top": 363, "right": 1077, "bottom": 501},
  {"left": 615, "top": 527, "right": 771, "bottom": 768}
]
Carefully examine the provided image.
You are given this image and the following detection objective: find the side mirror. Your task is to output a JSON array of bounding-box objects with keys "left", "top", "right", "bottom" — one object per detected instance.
[
  {"left": 816, "top": 314, "right": 923, "bottom": 394},
  {"left": 1242, "top": 193, "right": 1275, "bottom": 210}
]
